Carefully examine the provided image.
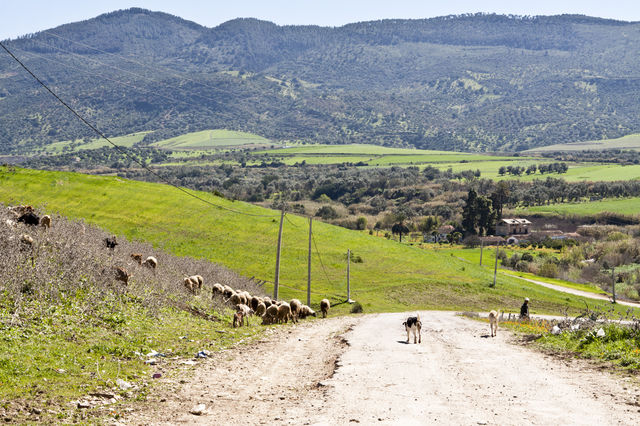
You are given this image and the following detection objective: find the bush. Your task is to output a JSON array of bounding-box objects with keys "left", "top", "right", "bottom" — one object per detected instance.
[
  {"left": 521, "top": 253, "right": 534, "bottom": 262},
  {"left": 315, "top": 205, "right": 339, "bottom": 219},
  {"left": 350, "top": 301, "right": 364, "bottom": 313},
  {"left": 356, "top": 216, "right": 367, "bottom": 230},
  {"left": 538, "top": 261, "right": 558, "bottom": 278}
]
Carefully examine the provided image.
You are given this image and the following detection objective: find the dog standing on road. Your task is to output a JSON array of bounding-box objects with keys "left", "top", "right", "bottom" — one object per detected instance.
[
  {"left": 488, "top": 310, "right": 500, "bottom": 337},
  {"left": 403, "top": 314, "right": 422, "bottom": 344}
]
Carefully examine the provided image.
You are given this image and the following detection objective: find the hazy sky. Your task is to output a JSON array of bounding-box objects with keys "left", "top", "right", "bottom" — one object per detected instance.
[{"left": 3, "top": 0, "right": 640, "bottom": 40}]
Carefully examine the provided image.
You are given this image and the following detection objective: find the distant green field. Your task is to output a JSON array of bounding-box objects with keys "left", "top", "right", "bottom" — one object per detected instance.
[
  {"left": 152, "top": 129, "right": 272, "bottom": 150},
  {"left": 44, "top": 131, "right": 151, "bottom": 153},
  {"left": 1, "top": 166, "right": 635, "bottom": 316},
  {"left": 435, "top": 161, "right": 640, "bottom": 182},
  {"left": 526, "top": 133, "right": 640, "bottom": 152},
  {"left": 516, "top": 197, "right": 640, "bottom": 216}
]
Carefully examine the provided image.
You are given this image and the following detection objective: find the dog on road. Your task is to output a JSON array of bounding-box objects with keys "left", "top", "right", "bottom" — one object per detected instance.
[
  {"left": 488, "top": 310, "right": 500, "bottom": 337},
  {"left": 403, "top": 314, "right": 422, "bottom": 344}
]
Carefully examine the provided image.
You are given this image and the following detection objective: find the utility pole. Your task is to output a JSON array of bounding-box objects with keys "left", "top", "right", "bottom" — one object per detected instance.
[
  {"left": 612, "top": 267, "right": 617, "bottom": 304},
  {"left": 479, "top": 239, "right": 484, "bottom": 266},
  {"left": 347, "top": 249, "right": 352, "bottom": 302},
  {"left": 491, "top": 241, "right": 499, "bottom": 288},
  {"left": 307, "top": 217, "right": 312, "bottom": 306},
  {"left": 273, "top": 208, "right": 285, "bottom": 300}
]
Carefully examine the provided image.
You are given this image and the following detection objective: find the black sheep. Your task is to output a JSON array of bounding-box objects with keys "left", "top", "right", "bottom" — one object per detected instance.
[
  {"left": 104, "top": 235, "right": 118, "bottom": 250},
  {"left": 17, "top": 212, "right": 40, "bottom": 226}
]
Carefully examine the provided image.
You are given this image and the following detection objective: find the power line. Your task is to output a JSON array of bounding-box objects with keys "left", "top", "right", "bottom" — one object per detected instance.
[{"left": 0, "top": 40, "right": 278, "bottom": 219}]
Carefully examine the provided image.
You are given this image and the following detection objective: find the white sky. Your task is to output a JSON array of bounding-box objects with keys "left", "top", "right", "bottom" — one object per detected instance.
[{"left": 2, "top": 0, "right": 640, "bottom": 40}]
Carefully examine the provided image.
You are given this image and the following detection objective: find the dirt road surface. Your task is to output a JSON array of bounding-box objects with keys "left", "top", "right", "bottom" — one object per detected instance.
[{"left": 125, "top": 312, "right": 640, "bottom": 425}]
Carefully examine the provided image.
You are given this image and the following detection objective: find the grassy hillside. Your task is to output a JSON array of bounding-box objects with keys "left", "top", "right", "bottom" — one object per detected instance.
[
  {"left": 0, "top": 165, "right": 633, "bottom": 316},
  {"left": 44, "top": 131, "right": 152, "bottom": 153},
  {"left": 152, "top": 129, "right": 272, "bottom": 150}
]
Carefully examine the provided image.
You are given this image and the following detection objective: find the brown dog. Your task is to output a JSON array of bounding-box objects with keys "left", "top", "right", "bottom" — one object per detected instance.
[{"left": 488, "top": 310, "right": 500, "bottom": 337}]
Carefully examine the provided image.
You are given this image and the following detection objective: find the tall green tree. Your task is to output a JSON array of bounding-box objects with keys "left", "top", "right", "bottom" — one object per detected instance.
[{"left": 461, "top": 188, "right": 478, "bottom": 235}]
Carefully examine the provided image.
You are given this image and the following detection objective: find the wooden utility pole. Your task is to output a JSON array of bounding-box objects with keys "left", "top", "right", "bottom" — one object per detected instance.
[
  {"left": 491, "top": 242, "right": 499, "bottom": 288},
  {"left": 612, "top": 267, "right": 617, "bottom": 304},
  {"left": 347, "top": 249, "right": 351, "bottom": 302},
  {"left": 273, "top": 209, "right": 285, "bottom": 300},
  {"left": 307, "top": 217, "right": 312, "bottom": 306},
  {"left": 479, "top": 239, "right": 484, "bottom": 266}
]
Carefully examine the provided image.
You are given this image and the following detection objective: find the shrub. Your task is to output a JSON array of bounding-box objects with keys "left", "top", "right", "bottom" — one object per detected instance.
[
  {"left": 315, "top": 205, "right": 339, "bottom": 219},
  {"left": 350, "top": 302, "right": 364, "bottom": 314},
  {"left": 521, "top": 253, "right": 534, "bottom": 262},
  {"left": 539, "top": 261, "right": 558, "bottom": 278}
]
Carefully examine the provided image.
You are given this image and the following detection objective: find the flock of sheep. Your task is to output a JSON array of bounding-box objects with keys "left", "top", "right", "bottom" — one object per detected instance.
[
  {"left": 209, "top": 282, "right": 332, "bottom": 327},
  {"left": 5, "top": 204, "right": 332, "bottom": 329}
]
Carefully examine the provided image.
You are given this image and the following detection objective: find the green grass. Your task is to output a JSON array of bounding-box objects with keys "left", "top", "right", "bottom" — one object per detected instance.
[
  {"left": 1, "top": 166, "right": 637, "bottom": 318},
  {"left": 516, "top": 197, "right": 640, "bottom": 217},
  {"left": 496, "top": 318, "right": 640, "bottom": 371},
  {"left": 526, "top": 133, "right": 640, "bottom": 152},
  {"left": 0, "top": 291, "right": 264, "bottom": 423},
  {"left": 152, "top": 129, "right": 272, "bottom": 150},
  {"left": 44, "top": 131, "right": 151, "bottom": 153},
  {"left": 431, "top": 245, "right": 607, "bottom": 295}
]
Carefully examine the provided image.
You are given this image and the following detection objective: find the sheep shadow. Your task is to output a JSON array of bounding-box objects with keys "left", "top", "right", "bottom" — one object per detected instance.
[
  {"left": 480, "top": 334, "right": 491, "bottom": 338},
  {"left": 397, "top": 340, "right": 410, "bottom": 344}
]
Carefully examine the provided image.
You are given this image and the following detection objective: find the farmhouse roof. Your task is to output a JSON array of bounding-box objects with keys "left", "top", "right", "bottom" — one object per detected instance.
[
  {"left": 437, "top": 225, "right": 455, "bottom": 234},
  {"left": 499, "top": 218, "right": 531, "bottom": 225},
  {"left": 479, "top": 236, "right": 505, "bottom": 243}
]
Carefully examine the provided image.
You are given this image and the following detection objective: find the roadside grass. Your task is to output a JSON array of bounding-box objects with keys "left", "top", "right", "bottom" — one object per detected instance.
[
  {"left": 515, "top": 197, "right": 640, "bottom": 217},
  {"left": 151, "top": 129, "right": 272, "bottom": 150},
  {"left": 494, "top": 317, "right": 640, "bottom": 371},
  {"left": 501, "top": 270, "right": 608, "bottom": 295},
  {"left": 0, "top": 166, "right": 637, "bottom": 318},
  {"left": 0, "top": 294, "right": 263, "bottom": 423}
]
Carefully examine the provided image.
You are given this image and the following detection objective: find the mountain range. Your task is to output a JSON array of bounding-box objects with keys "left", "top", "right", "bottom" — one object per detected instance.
[{"left": 1, "top": 8, "right": 640, "bottom": 154}]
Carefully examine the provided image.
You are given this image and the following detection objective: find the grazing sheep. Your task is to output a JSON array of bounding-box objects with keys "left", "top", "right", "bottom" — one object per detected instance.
[
  {"left": 40, "top": 215, "right": 51, "bottom": 229},
  {"left": 250, "top": 296, "right": 260, "bottom": 311},
  {"left": 20, "top": 234, "right": 34, "bottom": 246},
  {"left": 223, "top": 285, "right": 234, "bottom": 298},
  {"left": 289, "top": 299, "right": 302, "bottom": 323},
  {"left": 320, "top": 299, "right": 330, "bottom": 318},
  {"left": 229, "top": 292, "right": 242, "bottom": 306},
  {"left": 299, "top": 305, "right": 317, "bottom": 319},
  {"left": 142, "top": 256, "right": 157, "bottom": 269},
  {"left": 114, "top": 267, "right": 129, "bottom": 285},
  {"left": 10, "top": 205, "right": 33, "bottom": 217},
  {"left": 130, "top": 253, "right": 143, "bottom": 264},
  {"left": 236, "top": 303, "right": 253, "bottom": 317},
  {"left": 183, "top": 276, "right": 199, "bottom": 294},
  {"left": 240, "top": 291, "right": 252, "bottom": 305},
  {"left": 212, "top": 282, "right": 225, "bottom": 296},
  {"left": 277, "top": 302, "right": 292, "bottom": 324},
  {"left": 263, "top": 305, "right": 279, "bottom": 325},
  {"left": 104, "top": 235, "right": 118, "bottom": 250},
  {"left": 17, "top": 211, "right": 40, "bottom": 226},
  {"left": 255, "top": 302, "right": 266, "bottom": 317},
  {"left": 263, "top": 296, "right": 272, "bottom": 308}
]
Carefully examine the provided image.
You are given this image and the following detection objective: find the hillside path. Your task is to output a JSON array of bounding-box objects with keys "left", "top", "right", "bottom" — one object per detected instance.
[
  {"left": 508, "top": 274, "right": 640, "bottom": 308},
  {"left": 124, "top": 312, "right": 640, "bottom": 425}
]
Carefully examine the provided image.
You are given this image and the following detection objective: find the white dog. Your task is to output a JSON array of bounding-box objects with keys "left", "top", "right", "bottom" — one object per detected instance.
[
  {"left": 403, "top": 314, "right": 422, "bottom": 344},
  {"left": 488, "top": 310, "right": 500, "bottom": 337}
]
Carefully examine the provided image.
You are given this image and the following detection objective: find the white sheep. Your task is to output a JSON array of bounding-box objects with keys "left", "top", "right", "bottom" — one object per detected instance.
[
  {"left": 255, "top": 302, "right": 266, "bottom": 317},
  {"left": 299, "top": 305, "right": 317, "bottom": 319},
  {"left": 289, "top": 299, "right": 302, "bottom": 323},
  {"left": 223, "top": 285, "right": 234, "bottom": 298},
  {"left": 277, "top": 302, "right": 292, "bottom": 324},
  {"left": 320, "top": 299, "right": 330, "bottom": 318},
  {"left": 262, "top": 304, "right": 279, "bottom": 325},
  {"left": 142, "top": 256, "right": 158, "bottom": 269},
  {"left": 212, "top": 282, "right": 225, "bottom": 296}
]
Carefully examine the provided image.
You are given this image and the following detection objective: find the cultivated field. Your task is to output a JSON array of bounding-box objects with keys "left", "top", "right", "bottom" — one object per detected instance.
[
  {"left": 0, "top": 166, "right": 632, "bottom": 316},
  {"left": 152, "top": 129, "right": 272, "bottom": 150},
  {"left": 516, "top": 196, "right": 640, "bottom": 217},
  {"left": 526, "top": 133, "right": 640, "bottom": 152},
  {"left": 44, "top": 131, "right": 151, "bottom": 153}
]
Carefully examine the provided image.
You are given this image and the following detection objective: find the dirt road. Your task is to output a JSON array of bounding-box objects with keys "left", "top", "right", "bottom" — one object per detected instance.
[{"left": 125, "top": 312, "right": 640, "bottom": 425}]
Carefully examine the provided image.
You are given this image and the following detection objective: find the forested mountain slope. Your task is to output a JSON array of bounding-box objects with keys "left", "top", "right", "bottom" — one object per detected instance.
[{"left": 1, "top": 8, "right": 640, "bottom": 153}]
